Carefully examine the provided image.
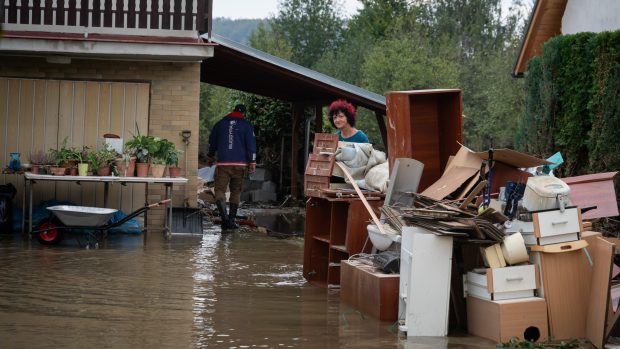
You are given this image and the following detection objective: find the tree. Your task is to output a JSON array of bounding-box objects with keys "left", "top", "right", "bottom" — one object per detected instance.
[{"left": 272, "top": 0, "right": 344, "bottom": 68}]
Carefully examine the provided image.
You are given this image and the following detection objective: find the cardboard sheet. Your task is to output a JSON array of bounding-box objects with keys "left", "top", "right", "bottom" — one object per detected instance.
[{"left": 474, "top": 148, "right": 551, "bottom": 168}]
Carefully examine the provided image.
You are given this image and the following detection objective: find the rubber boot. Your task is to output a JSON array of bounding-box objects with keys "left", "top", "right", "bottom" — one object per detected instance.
[
  {"left": 228, "top": 203, "right": 240, "bottom": 230},
  {"left": 215, "top": 200, "right": 230, "bottom": 230}
]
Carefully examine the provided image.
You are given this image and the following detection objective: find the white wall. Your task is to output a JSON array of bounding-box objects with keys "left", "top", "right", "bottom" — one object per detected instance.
[{"left": 562, "top": 0, "right": 620, "bottom": 34}]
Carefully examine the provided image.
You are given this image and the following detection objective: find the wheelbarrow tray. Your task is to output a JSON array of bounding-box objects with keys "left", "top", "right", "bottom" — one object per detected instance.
[{"left": 46, "top": 205, "right": 118, "bottom": 227}]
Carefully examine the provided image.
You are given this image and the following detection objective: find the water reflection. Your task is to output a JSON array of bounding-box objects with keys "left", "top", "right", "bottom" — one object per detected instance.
[{"left": 0, "top": 226, "right": 494, "bottom": 349}]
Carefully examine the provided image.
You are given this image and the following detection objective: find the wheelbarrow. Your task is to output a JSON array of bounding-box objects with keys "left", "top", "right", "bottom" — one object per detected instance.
[{"left": 32, "top": 199, "right": 171, "bottom": 248}]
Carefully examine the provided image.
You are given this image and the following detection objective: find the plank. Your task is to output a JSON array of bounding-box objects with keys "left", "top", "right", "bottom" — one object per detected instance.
[{"left": 335, "top": 161, "right": 385, "bottom": 235}]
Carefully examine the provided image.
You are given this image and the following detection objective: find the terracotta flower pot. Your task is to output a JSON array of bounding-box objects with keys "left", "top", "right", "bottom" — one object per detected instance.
[
  {"left": 30, "top": 165, "right": 40, "bottom": 174},
  {"left": 68, "top": 167, "right": 78, "bottom": 176},
  {"left": 168, "top": 166, "right": 182, "bottom": 178},
  {"left": 151, "top": 164, "right": 166, "bottom": 178},
  {"left": 49, "top": 166, "right": 66, "bottom": 176},
  {"left": 115, "top": 156, "right": 137, "bottom": 177},
  {"left": 136, "top": 162, "right": 149, "bottom": 177},
  {"left": 97, "top": 166, "right": 111, "bottom": 176}
]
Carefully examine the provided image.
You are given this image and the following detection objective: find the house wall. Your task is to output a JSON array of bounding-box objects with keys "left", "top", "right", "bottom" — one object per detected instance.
[
  {"left": 0, "top": 56, "right": 201, "bottom": 226},
  {"left": 562, "top": 0, "right": 620, "bottom": 34}
]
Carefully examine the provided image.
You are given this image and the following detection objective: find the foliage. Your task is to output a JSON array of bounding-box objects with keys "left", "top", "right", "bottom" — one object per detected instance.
[
  {"left": 152, "top": 138, "right": 183, "bottom": 166},
  {"left": 271, "top": 0, "right": 344, "bottom": 68},
  {"left": 517, "top": 30, "right": 620, "bottom": 178},
  {"left": 500, "top": 336, "right": 588, "bottom": 348},
  {"left": 125, "top": 126, "right": 158, "bottom": 163},
  {"left": 48, "top": 136, "right": 79, "bottom": 166},
  {"left": 248, "top": 22, "right": 293, "bottom": 61},
  {"left": 87, "top": 143, "right": 117, "bottom": 169}
]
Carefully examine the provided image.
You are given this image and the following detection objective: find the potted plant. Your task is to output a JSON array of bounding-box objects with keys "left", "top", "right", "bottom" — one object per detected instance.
[
  {"left": 164, "top": 142, "right": 184, "bottom": 178},
  {"left": 48, "top": 148, "right": 67, "bottom": 176},
  {"left": 88, "top": 143, "right": 117, "bottom": 176},
  {"left": 76, "top": 146, "right": 90, "bottom": 176},
  {"left": 29, "top": 150, "right": 50, "bottom": 175},
  {"left": 150, "top": 137, "right": 168, "bottom": 178},
  {"left": 115, "top": 146, "right": 137, "bottom": 177},
  {"left": 125, "top": 127, "right": 157, "bottom": 177}
]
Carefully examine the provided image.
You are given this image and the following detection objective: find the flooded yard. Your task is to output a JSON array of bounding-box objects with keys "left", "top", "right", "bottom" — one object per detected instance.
[{"left": 0, "top": 219, "right": 495, "bottom": 348}]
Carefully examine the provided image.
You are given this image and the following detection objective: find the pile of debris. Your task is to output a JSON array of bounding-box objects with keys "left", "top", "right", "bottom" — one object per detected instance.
[{"left": 362, "top": 145, "right": 620, "bottom": 346}]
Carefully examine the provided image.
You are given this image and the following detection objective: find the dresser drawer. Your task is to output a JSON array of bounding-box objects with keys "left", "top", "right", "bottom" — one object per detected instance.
[
  {"left": 533, "top": 207, "right": 582, "bottom": 238},
  {"left": 467, "top": 264, "right": 538, "bottom": 295}
]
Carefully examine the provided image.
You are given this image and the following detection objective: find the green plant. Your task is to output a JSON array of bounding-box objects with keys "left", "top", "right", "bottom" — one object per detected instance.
[
  {"left": 153, "top": 139, "right": 183, "bottom": 166},
  {"left": 87, "top": 143, "right": 117, "bottom": 169},
  {"left": 125, "top": 126, "right": 158, "bottom": 163},
  {"left": 76, "top": 146, "right": 90, "bottom": 164},
  {"left": 48, "top": 136, "right": 78, "bottom": 166}
]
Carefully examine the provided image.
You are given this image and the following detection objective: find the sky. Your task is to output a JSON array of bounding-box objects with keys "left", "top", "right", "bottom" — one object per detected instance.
[{"left": 212, "top": 0, "right": 363, "bottom": 19}]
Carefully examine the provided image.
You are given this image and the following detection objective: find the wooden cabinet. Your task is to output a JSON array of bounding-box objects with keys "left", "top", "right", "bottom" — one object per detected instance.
[
  {"left": 303, "top": 197, "right": 382, "bottom": 288},
  {"left": 385, "top": 90, "right": 463, "bottom": 191}
]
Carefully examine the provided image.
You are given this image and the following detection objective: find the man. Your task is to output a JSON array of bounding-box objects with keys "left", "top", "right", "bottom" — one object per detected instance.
[{"left": 207, "top": 104, "right": 257, "bottom": 230}]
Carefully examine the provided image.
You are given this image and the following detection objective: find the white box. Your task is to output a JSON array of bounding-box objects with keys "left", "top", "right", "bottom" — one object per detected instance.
[
  {"left": 523, "top": 176, "right": 571, "bottom": 211},
  {"left": 466, "top": 264, "right": 538, "bottom": 301}
]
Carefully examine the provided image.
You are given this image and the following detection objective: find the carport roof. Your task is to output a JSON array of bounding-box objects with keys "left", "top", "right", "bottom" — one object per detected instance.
[{"left": 200, "top": 34, "right": 386, "bottom": 114}]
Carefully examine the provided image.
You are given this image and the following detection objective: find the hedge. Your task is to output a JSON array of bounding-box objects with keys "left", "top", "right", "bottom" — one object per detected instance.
[{"left": 516, "top": 30, "right": 620, "bottom": 178}]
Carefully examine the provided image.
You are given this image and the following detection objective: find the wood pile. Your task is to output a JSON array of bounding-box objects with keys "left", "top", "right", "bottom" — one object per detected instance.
[{"left": 390, "top": 193, "right": 507, "bottom": 242}]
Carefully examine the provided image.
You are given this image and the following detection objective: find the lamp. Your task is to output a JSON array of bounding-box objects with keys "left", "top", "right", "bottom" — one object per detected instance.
[{"left": 181, "top": 130, "right": 191, "bottom": 145}]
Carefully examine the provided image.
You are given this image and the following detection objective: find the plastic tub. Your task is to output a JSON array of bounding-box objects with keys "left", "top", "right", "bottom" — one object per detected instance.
[{"left": 522, "top": 176, "right": 570, "bottom": 211}]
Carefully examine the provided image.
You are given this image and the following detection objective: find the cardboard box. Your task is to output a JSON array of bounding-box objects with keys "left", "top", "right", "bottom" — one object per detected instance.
[
  {"left": 466, "top": 265, "right": 538, "bottom": 301},
  {"left": 467, "top": 296, "right": 549, "bottom": 343}
]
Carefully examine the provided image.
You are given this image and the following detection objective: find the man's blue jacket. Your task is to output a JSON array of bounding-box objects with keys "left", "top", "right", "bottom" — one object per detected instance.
[{"left": 207, "top": 112, "right": 257, "bottom": 166}]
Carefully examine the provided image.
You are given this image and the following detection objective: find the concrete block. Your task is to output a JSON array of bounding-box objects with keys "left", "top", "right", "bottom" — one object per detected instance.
[
  {"left": 249, "top": 189, "right": 277, "bottom": 202},
  {"left": 249, "top": 168, "right": 271, "bottom": 181},
  {"left": 261, "top": 181, "right": 277, "bottom": 192}
]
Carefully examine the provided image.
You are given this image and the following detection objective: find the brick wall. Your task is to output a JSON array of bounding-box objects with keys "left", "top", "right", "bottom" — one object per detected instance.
[{"left": 0, "top": 56, "right": 201, "bottom": 226}]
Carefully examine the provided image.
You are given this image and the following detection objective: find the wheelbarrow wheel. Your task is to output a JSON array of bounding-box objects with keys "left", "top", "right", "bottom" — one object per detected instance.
[{"left": 36, "top": 219, "right": 64, "bottom": 245}]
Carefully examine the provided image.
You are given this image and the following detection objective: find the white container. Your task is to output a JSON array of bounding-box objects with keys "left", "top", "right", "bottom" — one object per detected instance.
[{"left": 522, "top": 176, "right": 571, "bottom": 211}]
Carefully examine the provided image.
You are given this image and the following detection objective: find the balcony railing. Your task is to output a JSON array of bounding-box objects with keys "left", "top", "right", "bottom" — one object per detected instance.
[{"left": 1, "top": 0, "right": 212, "bottom": 37}]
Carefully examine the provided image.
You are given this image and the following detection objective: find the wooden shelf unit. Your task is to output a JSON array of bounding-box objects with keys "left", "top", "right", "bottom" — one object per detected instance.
[{"left": 303, "top": 197, "right": 382, "bottom": 288}]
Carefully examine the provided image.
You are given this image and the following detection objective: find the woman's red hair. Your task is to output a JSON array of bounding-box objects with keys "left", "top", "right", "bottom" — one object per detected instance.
[{"left": 328, "top": 99, "right": 356, "bottom": 127}]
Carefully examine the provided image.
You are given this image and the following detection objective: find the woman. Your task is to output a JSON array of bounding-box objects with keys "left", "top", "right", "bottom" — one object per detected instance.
[{"left": 328, "top": 99, "right": 369, "bottom": 143}]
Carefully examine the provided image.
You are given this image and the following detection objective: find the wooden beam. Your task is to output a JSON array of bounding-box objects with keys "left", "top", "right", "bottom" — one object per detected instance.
[{"left": 291, "top": 103, "right": 304, "bottom": 199}]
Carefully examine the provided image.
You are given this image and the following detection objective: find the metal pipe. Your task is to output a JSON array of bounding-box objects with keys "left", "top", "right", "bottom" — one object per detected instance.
[{"left": 303, "top": 116, "right": 313, "bottom": 170}]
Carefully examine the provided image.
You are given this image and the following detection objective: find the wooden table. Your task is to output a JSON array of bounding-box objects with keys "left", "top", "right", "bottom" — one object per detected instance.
[{"left": 22, "top": 172, "right": 188, "bottom": 239}]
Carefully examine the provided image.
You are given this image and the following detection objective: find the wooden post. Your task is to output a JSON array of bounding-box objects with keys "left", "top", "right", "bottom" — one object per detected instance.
[
  {"left": 314, "top": 104, "right": 323, "bottom": 134},
  {"left": 375, "top": 111, "right": 388, "bottom": 152},
  {"left": 291, "top": 103, "right": 303, "bottom": 199}
]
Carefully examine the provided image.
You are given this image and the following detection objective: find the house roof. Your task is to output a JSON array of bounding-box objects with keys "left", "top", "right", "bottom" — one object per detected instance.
[
  {"left": 200, "top": 34, "right": 386, "bottom": 114},
  {"left": 513, "top": 0, "right": 568, "bottom": 77}
]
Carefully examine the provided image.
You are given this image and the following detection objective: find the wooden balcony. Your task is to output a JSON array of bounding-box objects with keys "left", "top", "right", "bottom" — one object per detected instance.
[{"left": 1, "top": 0, "right": 212, "bottom": 38}]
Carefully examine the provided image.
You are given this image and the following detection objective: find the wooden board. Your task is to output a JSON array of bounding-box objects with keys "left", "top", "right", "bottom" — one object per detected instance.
[
  {"left": 582, "top": 234, "right": 615, "bottom": 349},
  {"left": 533, "top": 246, "right": 592, "bottom": 339}
]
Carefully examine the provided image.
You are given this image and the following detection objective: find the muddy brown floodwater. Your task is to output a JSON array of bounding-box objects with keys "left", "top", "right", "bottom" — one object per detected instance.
[{"left": 0, "top": 220, "right": 497, "bottom": 349}]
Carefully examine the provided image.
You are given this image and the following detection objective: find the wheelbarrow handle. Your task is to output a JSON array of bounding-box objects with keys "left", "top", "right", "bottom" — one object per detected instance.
[{"left": 149, "top": 198, "right": 172, "bottom": 208}]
